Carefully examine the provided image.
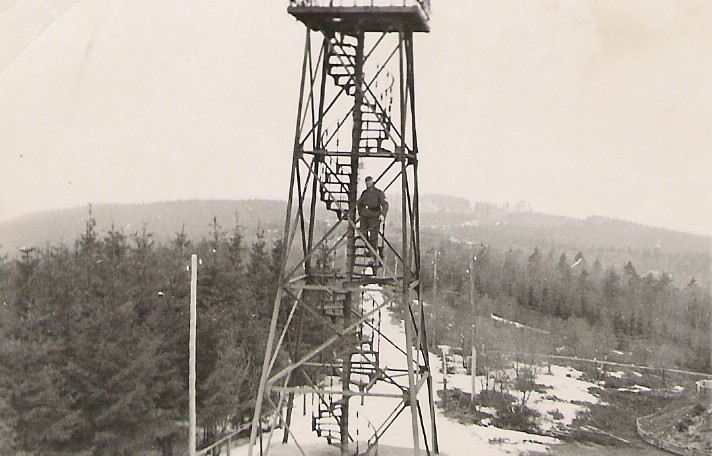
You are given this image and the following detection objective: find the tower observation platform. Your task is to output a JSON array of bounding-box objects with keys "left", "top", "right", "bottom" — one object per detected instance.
[
  {"left": 249, "top": 2, "right": 436, "bottom": 456},
  {"left": 288, "top": 0, "right": 431, "bottom": 33}
]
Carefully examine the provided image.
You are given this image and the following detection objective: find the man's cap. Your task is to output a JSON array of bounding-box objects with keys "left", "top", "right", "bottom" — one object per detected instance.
[{"left": 365, "top": 176, "right": 374, "bottom": 182}]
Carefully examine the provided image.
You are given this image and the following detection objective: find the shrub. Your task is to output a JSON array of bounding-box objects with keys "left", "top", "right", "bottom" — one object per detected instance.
[{"left": 494, "top": 404, "right": 539, "bottom": 433}]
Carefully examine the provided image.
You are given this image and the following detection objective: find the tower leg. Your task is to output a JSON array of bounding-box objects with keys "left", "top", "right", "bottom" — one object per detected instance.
[
  {"left": 247, "top": 30, "right": 312, "bottom": 456},
  {"left": 400, "top": 32, "right": 421, "bottom": 456},
  {"left": 404, "top": 301, "right": 421, "bottom": 455}
]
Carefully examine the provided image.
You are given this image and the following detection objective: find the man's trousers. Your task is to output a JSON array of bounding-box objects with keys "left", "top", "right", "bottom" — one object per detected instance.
[{"left": 360, "top": 216, "right": 381, "bottom": 254}]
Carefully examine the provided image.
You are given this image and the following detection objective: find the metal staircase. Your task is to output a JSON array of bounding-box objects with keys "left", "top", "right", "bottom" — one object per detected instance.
[
  {"left": 313, "top": 394, "right": 343, "bottom": 445},
  {"left": 317, "top": 154, "right": 386, "bottom": 281},
  {"left": 312, "top": 291, "right": 383, "bottom": 447},
  {"left": 327, "top": 33, "right": 394, "bottom": 155},
  {"left": 322, "top": 290, "right": 348, "bottom": 317},
  {"left": 319, "top": 156, "right": 351, "bottom": 221},
  {"left": 353, "top": 235, "right": 383, "bottom": 279}
]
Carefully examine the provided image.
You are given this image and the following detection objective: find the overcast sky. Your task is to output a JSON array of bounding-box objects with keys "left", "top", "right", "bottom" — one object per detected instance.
[{"left": 1, "top": 0, "right": 710, "bottom": 235}]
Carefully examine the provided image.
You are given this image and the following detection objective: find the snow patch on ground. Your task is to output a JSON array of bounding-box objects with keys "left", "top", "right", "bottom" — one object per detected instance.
[
  {"left": 232, "top": 292, "right": 612, "bottom": 455},
  {"left": 617, "top": 385, "right": 651, "bottom": 393},
  {"left": 521, "top": 365, "right": 601, "bottom": 431},
  {"left": 443, "top": 360, "right": 602, "bottom": 433},
  {"left": 478, "top": 406, "right": 498, "bottom": 417}
]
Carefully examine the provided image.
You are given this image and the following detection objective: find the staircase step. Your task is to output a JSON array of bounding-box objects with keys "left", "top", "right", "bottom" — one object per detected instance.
[
  {"left": 362, "top": 115, "right": 386, "bottom": 123},
  {"left": 323, "top": 175, "right": 348, "bottom": 184},
  {"left": 329, "top": 41, "right": 356, "bottom": 51},
  {"left": 353, "top": 357, "right": 379, "bottom": 364},
  {"left": 359, "top": 146, "right": 392, "bottom": 154},
  {"left": 361, "top": 125, "right": 387, "bottom": 133},
  {"left": 323, "top": 174, "right": 348, "bottom": 183},
  {"left": 352, "top": 271, "right": 376, "bottom": 277},
  {"left": 330, "top": 37, "right": 357, "bottom": 47},
  {"left": 351, "top": 356, "right": 378, "bottom": 363},
  {"left": 361, "top": 108, "right": 386, "bottom": 116},
  {"left": 329, "top": 50, "right": 356, "bottom": 59},
  {"left": 321, "top": 185, "right": 347, "bottom": 193},
  {"left": 321, "top": 197, "right": 347, "bottom": 208},
  {"left": 322, "top": 187, "right": 348, "bottom": 195},
  {"left": 328, "top": 64, "right": 354, "bottom": 72},
  {"left": 329, "top": 51, "right": 355, "bottom": 59},
  {"left": 334, "top": 75, "right": 353, "bottom": 84},
  {"left": 361, "top": 135, "right": 387, "bottom": 142},
  {"left": 318, "top": 410, "right": 342, "bottom": 419},
  {"left": 321, "top": 190, "right": 345, "bottom": 199},
  {"left": 361, "top": 103, "right": 383, "bottom": 112}
]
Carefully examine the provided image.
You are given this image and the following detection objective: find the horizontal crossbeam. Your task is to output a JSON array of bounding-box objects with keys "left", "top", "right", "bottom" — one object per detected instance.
[{"left": 272, "top": 386, "right": 406, "bottom": 399}]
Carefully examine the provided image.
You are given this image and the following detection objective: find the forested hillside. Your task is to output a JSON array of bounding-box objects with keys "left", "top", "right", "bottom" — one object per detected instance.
[
  {"left": 415, "top": 237, "right": 712, "bottom": 376},
  {"left": 415, "top": 199, "right": 710, "bottom": 290},
  {"left": 0, "top": 213, "right": 283, "bottom": 454}
]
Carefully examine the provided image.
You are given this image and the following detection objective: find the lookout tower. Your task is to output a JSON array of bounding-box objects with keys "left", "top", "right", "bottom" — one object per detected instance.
[{"left": 249, "top": 2, "right": 437, "bottom": 455}]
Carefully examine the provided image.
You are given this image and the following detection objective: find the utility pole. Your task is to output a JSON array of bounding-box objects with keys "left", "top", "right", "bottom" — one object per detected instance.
[
  {"left": 469, "top": 255, "right": 477, "bottom": 407},
  {"left": 433, "top": 249, "right": 438, "bottom": 306},
  {"left": 189, "top": 254, "right": 197, "bottom": 456}
]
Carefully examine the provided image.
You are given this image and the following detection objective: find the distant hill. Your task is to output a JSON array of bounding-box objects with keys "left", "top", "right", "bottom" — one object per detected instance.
[
  {"left": 435, "top": 213, "right": 710, "bottom": 288},
  {"left": 413, "top": 196, "right": 710, "bottom": 288},
  {"left": 441, "top": 211, "right": 710, "bottom": 255},
  {"left": 1, "top": 197, "right": 709, "bottom": 287},
  {"left": 417, "top": 193, "right": 472, "bottom": 213},
  {"left": 0, "top": 200, "right": 286, "bottom": 254}
]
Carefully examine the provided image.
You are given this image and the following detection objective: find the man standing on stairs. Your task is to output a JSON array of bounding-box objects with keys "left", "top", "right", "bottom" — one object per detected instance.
[{"left": 357, "top": 176, "right": 389, "bottom": 261}]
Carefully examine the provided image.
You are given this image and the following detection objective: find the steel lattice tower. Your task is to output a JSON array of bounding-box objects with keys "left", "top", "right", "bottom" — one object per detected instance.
[{"left": 249, "top": 2, "right": 436, "bottom": 455}]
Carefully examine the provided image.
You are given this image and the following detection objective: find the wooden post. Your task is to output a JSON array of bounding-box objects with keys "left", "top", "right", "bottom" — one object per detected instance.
[
  {"left": 282, "top": 392, "right": 294, "bottom": 443},
  {"left": 441, "top": 346, "right": 448, "bottom": 408},
  {"left": 471, "top": 345, "right": 477, "bottom": 407},
  {"left": 189, "top": 254, "right": 197, "bottom": 456}
]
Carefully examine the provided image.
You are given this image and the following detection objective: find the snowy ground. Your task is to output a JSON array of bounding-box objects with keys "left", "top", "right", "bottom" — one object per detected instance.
[{"left": 231, "top": 289, "right": 609, "bottom": 455}]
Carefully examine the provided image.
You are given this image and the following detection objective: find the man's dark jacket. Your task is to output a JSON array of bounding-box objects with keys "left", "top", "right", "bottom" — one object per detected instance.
[{"left": 358, "top": 187, "right": 389, "bottom": 218}]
